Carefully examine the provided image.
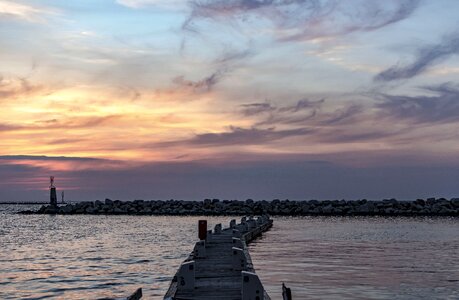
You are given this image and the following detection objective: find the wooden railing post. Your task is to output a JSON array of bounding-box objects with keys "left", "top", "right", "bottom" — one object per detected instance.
[
  {"left": 242, "top": 271, "right": 264, "bottom": 300},
  {"left": 193, "top": 240, "right": 206, "bottom": 259},
  {"left": 282, "top": 283, "right": 292, "bottom": 300},
  {"left": 214, "top": 223, "right": 222, "bottom": 234},
  {"left": 232, "top": 247, "right": 247, "bottom": 271},
  {"left": 177, "top": 261, "right": 195, "bottom": 291}
]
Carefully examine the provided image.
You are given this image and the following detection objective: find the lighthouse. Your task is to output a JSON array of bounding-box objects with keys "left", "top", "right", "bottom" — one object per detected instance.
[{"left": 50, "top": 176, "right": 57, "bottom": 207}]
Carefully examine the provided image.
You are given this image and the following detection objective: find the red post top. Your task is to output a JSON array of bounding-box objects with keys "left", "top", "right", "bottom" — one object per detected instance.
[{"left": 198, "top": 220, "right": 207, "bottom": 240}]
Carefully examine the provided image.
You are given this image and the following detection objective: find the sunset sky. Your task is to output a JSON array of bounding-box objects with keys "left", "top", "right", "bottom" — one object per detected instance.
[{"left": 1, "top": 0, "right": 459, "bottom": 201}]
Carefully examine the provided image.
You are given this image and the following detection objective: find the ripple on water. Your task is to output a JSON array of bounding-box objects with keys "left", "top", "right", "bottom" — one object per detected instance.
[{"left": 1, "top": 207, "right": 458, "bottom": 299}]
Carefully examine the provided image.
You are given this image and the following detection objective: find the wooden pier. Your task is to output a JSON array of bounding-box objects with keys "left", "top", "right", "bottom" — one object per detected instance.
[{"left": 164, "top": 216, "right": 273, "bottom": 300}]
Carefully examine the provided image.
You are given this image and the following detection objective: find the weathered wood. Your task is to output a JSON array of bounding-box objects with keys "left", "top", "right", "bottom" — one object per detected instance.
[
  {"left": 164, "top": 216, "right": 273, "bottom": 300},
  {"left": 127, "top": 288, "right": 142, "bottom": 300},
  {"left": 282, "top": 283, "right": 292, "bottom": 300},
  {"left": 105, "top": 287, "right": 142, "bottom": 300}
]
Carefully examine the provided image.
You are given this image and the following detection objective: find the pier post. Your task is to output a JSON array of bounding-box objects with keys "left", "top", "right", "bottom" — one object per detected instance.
[
  {"left": 176, "top": 261, "right": 195, "bottom": 291},
  {"left": 206, "top": 230, "right": 212, "bottom": 243},
  {"left": 232, "top": 247, "right": 247, "bottom": 271},
  {"left": 232, "top": 237, "right": 244, "bottom": 249},
  {"left": 242, "top": 271, "right": 265, "bottom": 300},
  {"left": 127, "top": 288, "right": 143, "bottom": 300},
  {"left": 214, "top": 223, "right": 222, "bottom": 234},
  {"left": 247, "top": 219, "right": 256, "bottom": 231},
  {"left": 257, "top": 217, "right": 263, "bottom": 225},
  {"left": 282, "top": 283, "right": 292, "bottom": 300},
  {"left": 230, "top": 219, "right": 236, "bottom": 228},
  {"left": 232, "top": 229, "right": 242, "bottom": 238},
  {"left": 193, "top": 240, "right": 206, "bottom": 258},
  {"left": 198, "top": 220, "right": 207, "bottom": 240}
]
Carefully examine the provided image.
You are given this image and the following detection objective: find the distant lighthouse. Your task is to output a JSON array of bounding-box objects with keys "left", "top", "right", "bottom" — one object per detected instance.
[{"left": 50, "top": 176, "right": 57, "bottom": 207}]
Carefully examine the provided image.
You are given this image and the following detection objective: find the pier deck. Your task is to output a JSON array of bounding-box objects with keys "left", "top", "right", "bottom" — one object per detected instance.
[{"left": 164, "top": 216, "right": 273, "bottom": 300}]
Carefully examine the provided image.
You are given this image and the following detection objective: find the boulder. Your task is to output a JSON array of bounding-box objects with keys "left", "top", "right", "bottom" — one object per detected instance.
[
  {"left": 61, "top": 205, "right": 74, "bottom": 214},
  {"left": 44, "top": 206, "right": 58, "bottom": 214},
  {"left": 322, "top": 205, "right": 334, "bottom": 214},
  {"left": 113, "top": 207, "right": 124, "bottom": 214}
]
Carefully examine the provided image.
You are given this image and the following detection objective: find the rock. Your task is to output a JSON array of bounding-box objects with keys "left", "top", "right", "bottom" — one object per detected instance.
[
  {"left": 44, "top": 206, "right": 58, "bottom": 214},
  {"left": 113, "top": 207, "right": 124, "bottom": 214},
  {"left": 85, "top": 207, "right": 96, "bottom": 214},
  {"left": 61, "top": 205, "right": 74, "bottom": 214},
  {"left": 383, "top": 198, "right": 398, "bottom": 205},
  {"left": 384, "top": 208, "right": 395, "bottom": 214},
  {"left": 322, "top": 205, "right": 334, "bottom": 214},
  {"left": 308, "top": 200, "right": 319, "bottom": 206},
  {"left": 38, "top": 205, "right": 47, "bottom": 213},
  {"left": 28, "top": 197, "right": 459, "bottom": 216},
  {"left": 414, "top": 199, "right": 425, "bottom": 206},
  {"left": 357, "top": 203, "right": 374, "bottom": 214},
  {"left": 426, "top": 198, "right": 436, "bottom": 205}
]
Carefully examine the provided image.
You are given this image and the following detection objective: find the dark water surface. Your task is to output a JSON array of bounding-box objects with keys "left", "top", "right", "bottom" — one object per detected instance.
[{"left": 1, "top": 205, "right": 458, "bottom": 299}]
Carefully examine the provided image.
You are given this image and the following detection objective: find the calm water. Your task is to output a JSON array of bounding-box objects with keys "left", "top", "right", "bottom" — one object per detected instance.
[{"left": 1, "top": 205, "right": 458, "bottom": 300}]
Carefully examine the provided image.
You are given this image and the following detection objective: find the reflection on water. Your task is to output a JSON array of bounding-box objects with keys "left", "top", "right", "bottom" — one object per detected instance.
[
  {"left": 1, "top": 206, "right": 458, "bottom": 299},
  {"left": 250, "top": 216, "right": 459, "bottom": 300}
]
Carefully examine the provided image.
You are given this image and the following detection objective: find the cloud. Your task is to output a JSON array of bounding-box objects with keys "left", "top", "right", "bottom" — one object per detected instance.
[
  {"left": 278, "top": 98, "right": 325, "bottom": 113},
  {"left": 159, "top": 125, "right": 314, "bottom": 147},
  {"left": 317, "top": 128, "right": 403, "bottom": 144},
  {"left": 240, "top": 102, "right": 275, "bottom": 116},
  {"left": 213, "top": 48, "right": 253, "bottom": 64},
  {"left": 46, "top": 138, "right": 87, "bottom": 145},
  {"left": 0, "top": 116, "right": 119, "bottom": 133},
  {"left": 243, "top": 98, "right": 364, "bottom": 127},
  {"left": 0, "top": 155, "right": 106, "bottom": 162},
  {"left": 242, "top": 98, "right": 324, "bottom": 116},
  {"left": 321, "top": 103, "right": 363, "bottom": 125},
  {"left": 172, "top": 69, "right": 226, "bottom": 93},
  {"left": 375, "top": 32, "right": 459, "bottom": 82},
  {"left": 377, "top": 83, "right": 459, "bottom": 124},
  {"left": 0, "top": 75, "right": 44, "bottom": 99},
  {"left": 0, "top": 123, "right": 22, "bottom": 131},
  {"left": 116, "top": 0, "right": 187, "bottom": 9},
  {"left": 34, "top": 115, "right": 119, "bottom": 129},
  {"left": 184, "top": 0, "right": 420, "bottom": 41},
  {"left": 0, "top": 155, "right": 125, "bottom": 172},
  {"left": 241, "top": 98, "right": 324, "bottom": 126},
  {"left": 0, "top": 0, "right": 56, "bottom": 22}
]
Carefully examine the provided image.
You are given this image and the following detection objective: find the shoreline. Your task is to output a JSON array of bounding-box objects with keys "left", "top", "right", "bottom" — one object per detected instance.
[{"left": 19, "top": 198, "right": 459, "bottom": 216}]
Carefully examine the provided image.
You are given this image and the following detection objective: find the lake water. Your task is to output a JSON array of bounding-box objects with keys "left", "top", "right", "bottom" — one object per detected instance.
[{"left": 1, "top": 204, "right": 458, "bottom": 299}]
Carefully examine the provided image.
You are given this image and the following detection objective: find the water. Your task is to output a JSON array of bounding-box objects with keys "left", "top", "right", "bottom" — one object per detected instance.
[{"left": 1, "top": 205, "right": 458, "bottom": 300}]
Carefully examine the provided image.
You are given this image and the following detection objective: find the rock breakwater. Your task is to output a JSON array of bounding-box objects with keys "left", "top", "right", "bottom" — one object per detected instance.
[{"left": 22, "top": 198, "right": 459, "bottom": 216}]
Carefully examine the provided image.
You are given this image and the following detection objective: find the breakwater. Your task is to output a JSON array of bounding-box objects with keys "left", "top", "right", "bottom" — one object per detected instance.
[{"left": 22, "top": 198, "right": 459, "bottom": 216}]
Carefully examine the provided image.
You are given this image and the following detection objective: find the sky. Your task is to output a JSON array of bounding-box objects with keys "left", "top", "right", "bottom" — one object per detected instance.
[{"left": 1, "top": 0, "right": 459, "bottom": 202}]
